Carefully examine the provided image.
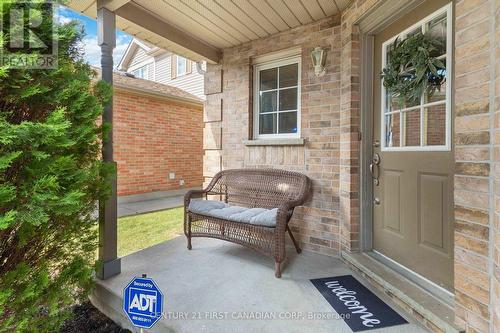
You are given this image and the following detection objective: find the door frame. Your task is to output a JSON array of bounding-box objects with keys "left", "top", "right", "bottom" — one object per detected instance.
[{"left": 356, "top": 0, "right": 454, "bottom": 304}]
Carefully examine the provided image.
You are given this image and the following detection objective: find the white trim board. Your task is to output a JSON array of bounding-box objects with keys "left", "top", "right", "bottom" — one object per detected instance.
[{"left": 252, "top": 54, "right": 302, "bottom": 140}]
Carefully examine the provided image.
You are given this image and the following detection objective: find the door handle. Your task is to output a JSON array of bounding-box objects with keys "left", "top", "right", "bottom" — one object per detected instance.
[
  {"left": 370, "top": 163, "right": 379, "bottom": 186},
  {"left": 370, "top": 153, "right": 380, "bottom": 186}
]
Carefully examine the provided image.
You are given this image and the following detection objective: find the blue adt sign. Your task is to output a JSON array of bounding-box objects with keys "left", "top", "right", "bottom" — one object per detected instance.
[{"left": 123, "top": 276, "right": 164, "bottom": 329}]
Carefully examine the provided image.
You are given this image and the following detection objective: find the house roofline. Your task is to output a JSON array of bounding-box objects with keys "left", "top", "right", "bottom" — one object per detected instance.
[
  {"left": 118, "top": 38, "right": 166, "bottom": 71},
  {"left": 114, "top": 82, "right": 203, "bottom": 108},
  {"left": 117, "top": 39, "right": 137, "bottom": 70},
  {"left": 92, "top": 66, "right": 203, "bottom": 106}
]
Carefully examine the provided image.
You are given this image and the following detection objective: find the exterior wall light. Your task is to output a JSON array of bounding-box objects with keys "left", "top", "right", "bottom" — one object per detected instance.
[{"left": 310, "top": 47, "right": 327, "bottom": 77}]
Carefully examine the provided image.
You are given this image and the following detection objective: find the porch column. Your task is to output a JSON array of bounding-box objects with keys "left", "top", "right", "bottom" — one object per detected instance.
[{"left": 96, "top": 5, "right": 120, "bottom": 280}]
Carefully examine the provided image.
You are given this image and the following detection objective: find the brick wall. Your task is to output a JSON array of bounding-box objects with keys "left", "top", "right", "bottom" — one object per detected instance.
[
  {"left": 341, "top": 1, "right": 497, "bottom": 331},
  {"left": 114, "top": 90, "right": 203, "bottom": 196},
  {"left": 454, "top": 0, "right": 493, "bottom": 332},
  {"left": 493, "top": 0, "right": 500, "bottom": 331},
  {"left": 203, "top": 16, "right": 344, "bottom": 257},
  {"left": 339, "top": 1, "right": 368, "bottom": 253},
  {"left": 202, "top": 0, "right": 500, "bottom": 331}
]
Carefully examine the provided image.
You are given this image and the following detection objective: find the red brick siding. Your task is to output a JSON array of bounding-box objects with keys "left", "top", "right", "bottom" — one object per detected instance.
[{"left": 113, "top": 90, "right": 203, "bottom": 196}]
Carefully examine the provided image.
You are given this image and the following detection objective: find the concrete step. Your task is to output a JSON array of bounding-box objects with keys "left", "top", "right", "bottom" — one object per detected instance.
[{"left": 342, "top": 252, "right": 464, "bottom": 333}]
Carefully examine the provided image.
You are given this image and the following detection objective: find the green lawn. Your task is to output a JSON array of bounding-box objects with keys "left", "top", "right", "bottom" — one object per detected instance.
[{"left": 118, "top": 207, "right": 184, "bottom": 257}]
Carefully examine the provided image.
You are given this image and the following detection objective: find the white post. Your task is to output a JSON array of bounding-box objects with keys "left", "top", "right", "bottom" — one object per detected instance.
[{"left": 96, "top": 4, "right": 120, "bottom": 279}]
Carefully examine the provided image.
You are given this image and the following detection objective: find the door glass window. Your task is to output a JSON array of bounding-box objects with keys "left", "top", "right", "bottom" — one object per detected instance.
[{"left": 382, "top": 7, "right": 451, "bottom": 151}]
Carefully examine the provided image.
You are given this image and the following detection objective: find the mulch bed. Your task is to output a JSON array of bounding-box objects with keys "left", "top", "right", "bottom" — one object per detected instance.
[{"left": 60, "top": 301, "right": 132, "bottom": 333}]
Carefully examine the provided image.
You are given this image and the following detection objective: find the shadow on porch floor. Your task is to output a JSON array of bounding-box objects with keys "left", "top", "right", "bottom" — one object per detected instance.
[{"left": 91, "top": 237, "right": 430, "bottom": 333}]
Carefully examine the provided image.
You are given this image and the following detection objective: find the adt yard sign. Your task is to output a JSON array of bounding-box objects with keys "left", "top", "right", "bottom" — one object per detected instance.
[{"left": 123, "top": 276, "right": 164, "bottom": 329}]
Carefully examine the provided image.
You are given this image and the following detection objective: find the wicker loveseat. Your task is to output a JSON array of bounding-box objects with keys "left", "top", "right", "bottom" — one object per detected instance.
[{"left": 184, "top": 169, "right": 311, "bottom": 278}]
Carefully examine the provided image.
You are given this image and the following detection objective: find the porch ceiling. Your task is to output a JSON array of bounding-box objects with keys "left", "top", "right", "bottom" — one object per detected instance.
[{"left": 66, "top": 0, "right": 352, "bottom": 63}]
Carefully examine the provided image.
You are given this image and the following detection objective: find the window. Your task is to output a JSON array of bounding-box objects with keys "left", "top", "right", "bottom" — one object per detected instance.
[
  {"left": 381, "top": 4, "right": 452, "bottom": 151},
  {"left": 176, "top": 56, "right": 187, "bottom": 76},
  {"left": 131, "top": 65, "right": 148, "bottom": 79},
  {"left": 172, "top": 55, "right": 191, "bottom": 79},
  {"left": 253, "top": 56, "right": 301, "bottom": 139}
]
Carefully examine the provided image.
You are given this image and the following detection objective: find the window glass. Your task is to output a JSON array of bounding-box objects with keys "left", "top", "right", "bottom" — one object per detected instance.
[
  {"left": 278, "top": 112, "right": 298, "bottom": 134},
  {"left": 426, "top": 74, "right": 446, "bottom": 103},
  {"left": 260, "top": 68, "right": 277, "bottom": 90},
  {"left": 279, "top": 88, "right": 297, "bottom": 111},
  {"left": 428, "top": 14, "right": 446, "bottom": 57},
  {"left": 259, "top": 114, "right": 277, "bottom": 134},
  {"left": 279, "top": 64, "right": 298, "bottom": 88},
  {"left": 255, "top": 58, "right": 300, "bottom": 137},
  {"left": 424, "top": 104, "right": 446, "bottom": 146},
  {"left": 402, "top": 110, "right": 421, "bottom": 147},
  {"left": 382, "top": 7, "right": 449, "bottom": 150},
  {"left": 385, "top": 113, "right": 400, "bottom": 148},
  {"left": 131, "top": 66, "right": 147, "bottom": 79},
  {"left": 260, "top": 91, "right": 277, "bottom": 113},
  {"left": 177, "top": 56, "right": 187, "bottom": 76}
]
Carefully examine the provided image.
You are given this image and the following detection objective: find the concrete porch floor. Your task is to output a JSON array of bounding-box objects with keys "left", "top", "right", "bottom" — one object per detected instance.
[{"left": 91, "top": 237, "right": 430, "bottom": 333}]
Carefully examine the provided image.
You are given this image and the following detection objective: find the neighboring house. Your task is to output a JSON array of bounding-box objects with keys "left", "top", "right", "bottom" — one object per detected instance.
[
  {"left": 95, "top": 68, "right": 204, "bottom": 197},
  {"left": 117, "top": 38, "right": 205, "bottom": 99}
]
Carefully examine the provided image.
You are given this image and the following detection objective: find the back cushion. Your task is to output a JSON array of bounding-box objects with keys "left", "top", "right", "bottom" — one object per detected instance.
[{"left": 210, "top": 170, "right": 307, "bottom": 209}]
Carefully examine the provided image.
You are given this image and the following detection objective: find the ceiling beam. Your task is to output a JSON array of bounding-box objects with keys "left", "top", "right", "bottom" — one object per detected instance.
[
  {"left": 115, "top": 2, "right": 221, "bottom": 64},
  {"left": 97, "top": 0, "right": 132, "bottom": 12}
]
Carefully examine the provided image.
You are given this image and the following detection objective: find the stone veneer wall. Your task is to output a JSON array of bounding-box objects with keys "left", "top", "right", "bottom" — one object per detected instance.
[{"left": 203, "top": 0, "right": 500, "bottom": 331}]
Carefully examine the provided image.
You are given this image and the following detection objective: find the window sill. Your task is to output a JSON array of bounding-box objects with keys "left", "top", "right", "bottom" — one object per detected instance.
[{"left": 243, "top": 138, "right": 305, "bottom": 146}]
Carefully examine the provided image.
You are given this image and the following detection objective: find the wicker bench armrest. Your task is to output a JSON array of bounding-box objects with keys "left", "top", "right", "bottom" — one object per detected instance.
[
  {"left": 184, "top": 189, "right": 208, "bottom": 207},
  {"left": 276, "top": 203, "right": 295, "bottom": 228}
]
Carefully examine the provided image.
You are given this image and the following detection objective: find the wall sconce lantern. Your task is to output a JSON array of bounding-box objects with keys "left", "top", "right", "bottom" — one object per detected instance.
[{"left": 310, "top": 47, "right": 327, "bottom": 77}]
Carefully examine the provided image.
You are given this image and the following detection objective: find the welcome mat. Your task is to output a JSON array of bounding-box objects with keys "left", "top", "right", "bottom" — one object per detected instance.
[{"left": 310, "top": 275, "right": 408, "bottom": 332}]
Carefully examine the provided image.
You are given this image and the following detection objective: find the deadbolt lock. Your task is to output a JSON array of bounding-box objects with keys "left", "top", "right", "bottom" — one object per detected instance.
[{"left": 373, "top": 197, "right": 380, "bottom": 205}]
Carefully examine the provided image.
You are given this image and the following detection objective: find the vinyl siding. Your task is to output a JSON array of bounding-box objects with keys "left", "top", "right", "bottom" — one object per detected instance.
[
  {"left": 129, "top": 47, "right": 150, "bottom": 67},
  {"left": 128, "top": 47, "right": 154, "bottom": 81},
  {"left": 124, "top": 48, "right": 205, "bottom": 99},
  {"left": 155, "top": 53, "right": 205, "bottom": 99}
]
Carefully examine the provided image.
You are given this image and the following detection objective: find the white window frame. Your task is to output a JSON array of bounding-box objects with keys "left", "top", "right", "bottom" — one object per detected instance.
[
  {"left": 381, "top": 3, "right": 452, "bottom": 152},
  {"left": 253, "top": 55, "right": 301, "bottom": 139},
  {"left": 131, "top": 64, "right": 148, "bottom": 79},
  {"left": 176, "top": 56, "right": 188, "bottom": 77}
]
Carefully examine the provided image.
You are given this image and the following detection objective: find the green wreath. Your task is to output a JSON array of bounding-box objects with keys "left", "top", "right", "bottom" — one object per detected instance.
[{"left": 381, "top": 33, "right": 446, "bottom": 106}]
